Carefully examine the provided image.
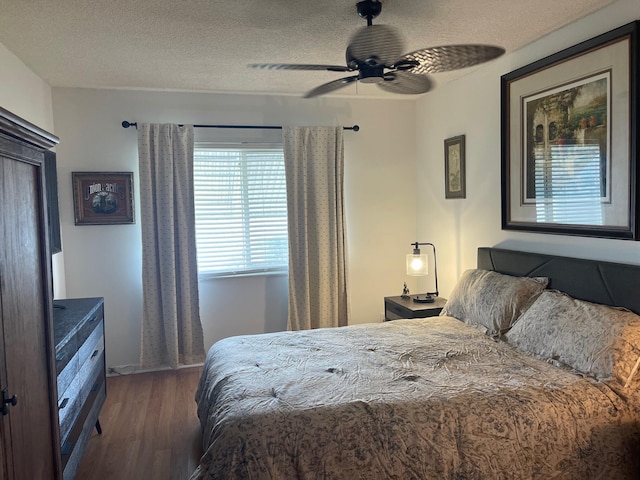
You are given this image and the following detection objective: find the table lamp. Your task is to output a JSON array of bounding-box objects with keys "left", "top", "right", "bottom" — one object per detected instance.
[{"left": 406, "top": 241, "right": 439, "bottom": 303}]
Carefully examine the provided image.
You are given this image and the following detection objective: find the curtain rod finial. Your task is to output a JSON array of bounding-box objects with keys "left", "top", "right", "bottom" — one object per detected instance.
[{"left": 121, "top": 121, "right": 137, "bottom": 129}]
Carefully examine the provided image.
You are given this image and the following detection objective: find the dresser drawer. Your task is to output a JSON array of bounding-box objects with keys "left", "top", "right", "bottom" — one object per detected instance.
[
  {"left": 57, "top": 357, "right": 78, "bottom": 402},
  {"left": 56, "top": 334, "right": 77, "bottom": 376},
  {"left": 61, "top": 374, "right": 106, "bottom": 480},
  {"left": 57, "top": 320, "right": 104, "bottom": 401},
  {"left": 77, "top": 305, "right": 103, "bottom": 347},
  {"left": 58, "top": 331, "right": 104, "bottom": 444},
  {"left": 385, "top": 301, "right": 411, "bottom": 319}
]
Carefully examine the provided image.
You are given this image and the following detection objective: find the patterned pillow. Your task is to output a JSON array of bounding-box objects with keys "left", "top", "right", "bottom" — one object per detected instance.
[
  {"left": 504, "top": 290, "right": 640, "bottom": 386},
  {"left": 440, "top": 269, "right": 548, "bottom": 337}
]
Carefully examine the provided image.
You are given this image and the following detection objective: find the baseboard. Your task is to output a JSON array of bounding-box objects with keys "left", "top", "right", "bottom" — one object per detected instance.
[{"left": 107, "top": 362, "right": 204, "bottom": 377}]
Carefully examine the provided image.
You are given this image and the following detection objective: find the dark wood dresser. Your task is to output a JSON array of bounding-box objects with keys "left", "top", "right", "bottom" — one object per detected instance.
[{"left": 54, "top": 298, "right": 106, "bottom": 480}]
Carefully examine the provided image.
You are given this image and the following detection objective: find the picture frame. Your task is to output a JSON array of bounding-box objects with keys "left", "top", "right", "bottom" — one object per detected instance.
[
  {"left": 444, "top": 135, "right": 466, "bottom": 199},
  {"left": 501, "top": 21, "right": 638, "bottom": 240},
  {"left": 72, "top": 172, "right": 135, "bottom": 225}
]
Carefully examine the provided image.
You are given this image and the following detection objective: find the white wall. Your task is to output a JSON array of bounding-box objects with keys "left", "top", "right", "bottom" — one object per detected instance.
[
  {"left": 0, "top": 42, "right": 53, "bottom": 129},
  {"left": 51, "top": 88, "right": 418, "bottom": 369},
  {"left": 0, "top": 41, "right": 67, "bottom": 298},
  {"left": 415, "top": 0, "right": 640, "bottom": 298}
]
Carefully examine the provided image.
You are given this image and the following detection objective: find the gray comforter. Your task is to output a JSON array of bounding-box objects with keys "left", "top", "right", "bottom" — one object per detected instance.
[{"left": 191, "top": 317, "right": 640, "bottom": 479}]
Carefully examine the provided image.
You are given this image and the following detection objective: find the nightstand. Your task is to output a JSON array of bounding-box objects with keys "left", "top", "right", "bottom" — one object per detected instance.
[{"left": 384, "top": 296, "right": 447, "bottom": 321}]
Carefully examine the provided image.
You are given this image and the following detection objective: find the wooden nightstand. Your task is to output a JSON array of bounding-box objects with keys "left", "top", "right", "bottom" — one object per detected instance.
[{"left": 384, "top": 296, "right": 447, "bottom": 321}]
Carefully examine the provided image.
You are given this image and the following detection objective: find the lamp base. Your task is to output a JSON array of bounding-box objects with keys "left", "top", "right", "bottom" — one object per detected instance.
[{"left": 412, "top": 294, "right": 435, "bottom": 304}]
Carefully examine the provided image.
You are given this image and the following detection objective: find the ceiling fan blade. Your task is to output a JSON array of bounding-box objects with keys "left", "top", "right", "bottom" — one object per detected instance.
[
  {"left": 378, "top": 71, "right": 433, "bottom": 95},
  {"left": 250, "top": 63, "right": 351, "bottom": 72},
  {"left": 399, "top": 44, "right": 505, "bottom": 74},
  {"left": 303, "top": 75, "right": 359, "bottom": 98},
  {"left": 348, "top": 24, "right": 404, "bottom": 66}
]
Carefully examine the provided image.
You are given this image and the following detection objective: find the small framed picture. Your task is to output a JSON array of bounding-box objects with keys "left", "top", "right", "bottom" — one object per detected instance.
[
  {"left": 444, "top": 135, "right": 466, "bottom": 199},
  {"left": 72, "top": 172, "right": 135, "bottom": 225}
]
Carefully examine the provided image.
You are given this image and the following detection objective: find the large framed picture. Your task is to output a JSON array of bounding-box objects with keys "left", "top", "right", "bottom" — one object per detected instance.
[
  {"left": 501, "top": 21, "right": 638, "bottom": 240},
  {"left": 444, "top": 135, "right": 466, "bottom": 199},
  {"left": 72, "top": 172, "right": 135, "bottom": 225}
]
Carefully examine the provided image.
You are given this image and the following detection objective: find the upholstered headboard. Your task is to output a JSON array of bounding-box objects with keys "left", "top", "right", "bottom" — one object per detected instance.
[{"left": 477, "top": 247, "right": 640, "bottom": 315}]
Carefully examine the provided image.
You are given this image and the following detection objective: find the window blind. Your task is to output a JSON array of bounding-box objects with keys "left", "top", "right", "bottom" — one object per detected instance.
[
  {"left": 193, "top": 147, "right": 288, "bottom": 277},
  {"left": 533, "top": 142, "right": 604, "bottom": 225}
]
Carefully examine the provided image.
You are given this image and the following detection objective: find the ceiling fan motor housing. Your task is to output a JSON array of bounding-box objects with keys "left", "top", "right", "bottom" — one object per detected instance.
[
  {"left": 357, "top": 0, "right": 382, "bottom": 25},
  {"left": 358, "top": 64, "right": 385, "bottom": 83}
]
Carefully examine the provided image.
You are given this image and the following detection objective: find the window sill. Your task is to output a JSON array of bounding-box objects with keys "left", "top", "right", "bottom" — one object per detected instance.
[{"left": 198, "top": 269, "right": 288, "bottom": 281}]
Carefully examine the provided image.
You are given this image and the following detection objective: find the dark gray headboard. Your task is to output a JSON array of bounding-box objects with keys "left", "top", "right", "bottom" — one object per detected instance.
[{"left": 478, "top": 247, "right": 640, "bottom": 315}]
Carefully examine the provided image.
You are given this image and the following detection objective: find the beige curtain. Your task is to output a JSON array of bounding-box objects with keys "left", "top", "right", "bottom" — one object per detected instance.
[
  {"left": 283, "top": 126, "right": 349, "bottom": 331},
  {"left": 137, "top": 123, "right": 205, "bottom": 369}
]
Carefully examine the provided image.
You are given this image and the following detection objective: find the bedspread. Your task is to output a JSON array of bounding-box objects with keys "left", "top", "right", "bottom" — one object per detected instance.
[{"left": 191, "top": 317, "right": 640, "bottom": 479}]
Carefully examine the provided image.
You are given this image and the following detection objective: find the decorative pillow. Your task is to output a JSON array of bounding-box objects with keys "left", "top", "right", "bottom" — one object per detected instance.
[
  {"left": 439, "top": 269, "right": 548, "bottom": 337},
  {"left": 504, "top": 290, "right": 640, "bottom": 386}
]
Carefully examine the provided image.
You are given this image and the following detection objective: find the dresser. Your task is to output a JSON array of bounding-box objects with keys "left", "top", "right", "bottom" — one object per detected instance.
[
  {"left": 0, "top": 107, "right": 61, "bottom": 479},
  {"left": 54, "top": 298, "right": 106, "bottom": 480}
]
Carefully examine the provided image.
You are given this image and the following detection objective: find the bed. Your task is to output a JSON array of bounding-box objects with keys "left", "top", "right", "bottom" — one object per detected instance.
[{"left": 191, "top": 247, "right": 640, "bottom": 479}]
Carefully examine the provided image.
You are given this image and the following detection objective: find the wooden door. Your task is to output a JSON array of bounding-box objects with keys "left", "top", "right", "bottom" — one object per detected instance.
[
  {"left": 0, "top": 284, "right": 8, "bottom": 480},
  {"left": 0, "top": 146, "right": 58, "bottom": 478}
]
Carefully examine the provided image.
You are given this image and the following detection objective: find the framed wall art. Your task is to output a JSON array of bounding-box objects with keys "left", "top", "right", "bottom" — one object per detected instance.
[
  {"left": 501, "top": 21, "right": 638, "bottom": 240},
  {"left": 444, "top": 135, "right": 466, "bottom": 199},
  {"left": 72, "top": 172, "right": 135, "bottom": 225}
]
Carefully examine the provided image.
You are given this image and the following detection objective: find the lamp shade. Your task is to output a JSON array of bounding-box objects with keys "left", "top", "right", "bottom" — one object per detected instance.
[{"left": 406, "top": 252, "right": 428, "bottom": 276}]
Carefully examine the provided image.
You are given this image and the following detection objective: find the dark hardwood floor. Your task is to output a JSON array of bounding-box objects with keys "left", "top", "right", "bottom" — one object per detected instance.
[{"left": 75, "top": 367, "right": 203, "bottom": 480}]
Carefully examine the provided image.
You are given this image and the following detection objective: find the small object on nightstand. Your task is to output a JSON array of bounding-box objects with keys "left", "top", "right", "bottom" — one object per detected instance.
[
  {"left": 412, "top": 293, "right": 435, "bottom": 303},
  {"left": 401, "top": 282, "right": 410, "bottom": 299},
  {"left": 384, "top": 295, "right": 447, "bottom": 321}
]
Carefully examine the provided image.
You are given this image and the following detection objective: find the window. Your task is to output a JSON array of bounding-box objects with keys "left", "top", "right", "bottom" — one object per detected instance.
[
  {"left": 533, "top": 141, "right": 604, "bottom": 225},
  {"left": 193, "top": 146, "right": 288, "bottom": 277}
]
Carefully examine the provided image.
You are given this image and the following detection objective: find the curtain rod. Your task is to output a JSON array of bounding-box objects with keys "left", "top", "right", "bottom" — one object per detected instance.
[{"left": 121, "top": 121, "right": 359, "bottom": 131}]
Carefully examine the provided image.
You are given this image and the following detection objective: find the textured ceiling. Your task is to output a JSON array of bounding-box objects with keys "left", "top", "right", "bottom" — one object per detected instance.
[{"left": 0, "top": 0, "right": 616, "bottom": 98}]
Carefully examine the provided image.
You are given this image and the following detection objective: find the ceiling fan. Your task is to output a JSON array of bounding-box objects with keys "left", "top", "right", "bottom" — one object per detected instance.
[{"left": 249, "top": 0, "right": 505, "bottom": 98}]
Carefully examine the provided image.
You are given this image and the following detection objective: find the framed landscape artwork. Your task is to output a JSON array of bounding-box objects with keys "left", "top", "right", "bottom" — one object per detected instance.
[
  {"left": 444, "top": 135, "right": 466, "bottom": 199},
  {"left": 501, "top": 21, "right": 639, "bottom": 240},
  {"left": 72, "top": 172, "right": 135, "bottom": 225}
]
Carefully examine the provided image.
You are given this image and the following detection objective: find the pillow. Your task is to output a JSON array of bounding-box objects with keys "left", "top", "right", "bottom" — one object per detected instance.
[
  {"left": 503, "top": 290, "right": 640, "bottom": 386},
  {"left": 439, "top": 269, "right": 548, "bottom": 337}
]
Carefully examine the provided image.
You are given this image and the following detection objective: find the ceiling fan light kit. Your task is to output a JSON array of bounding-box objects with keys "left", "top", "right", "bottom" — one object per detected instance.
[{"left": 249, "top": 0, "right": 505, "bottom": 98}]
